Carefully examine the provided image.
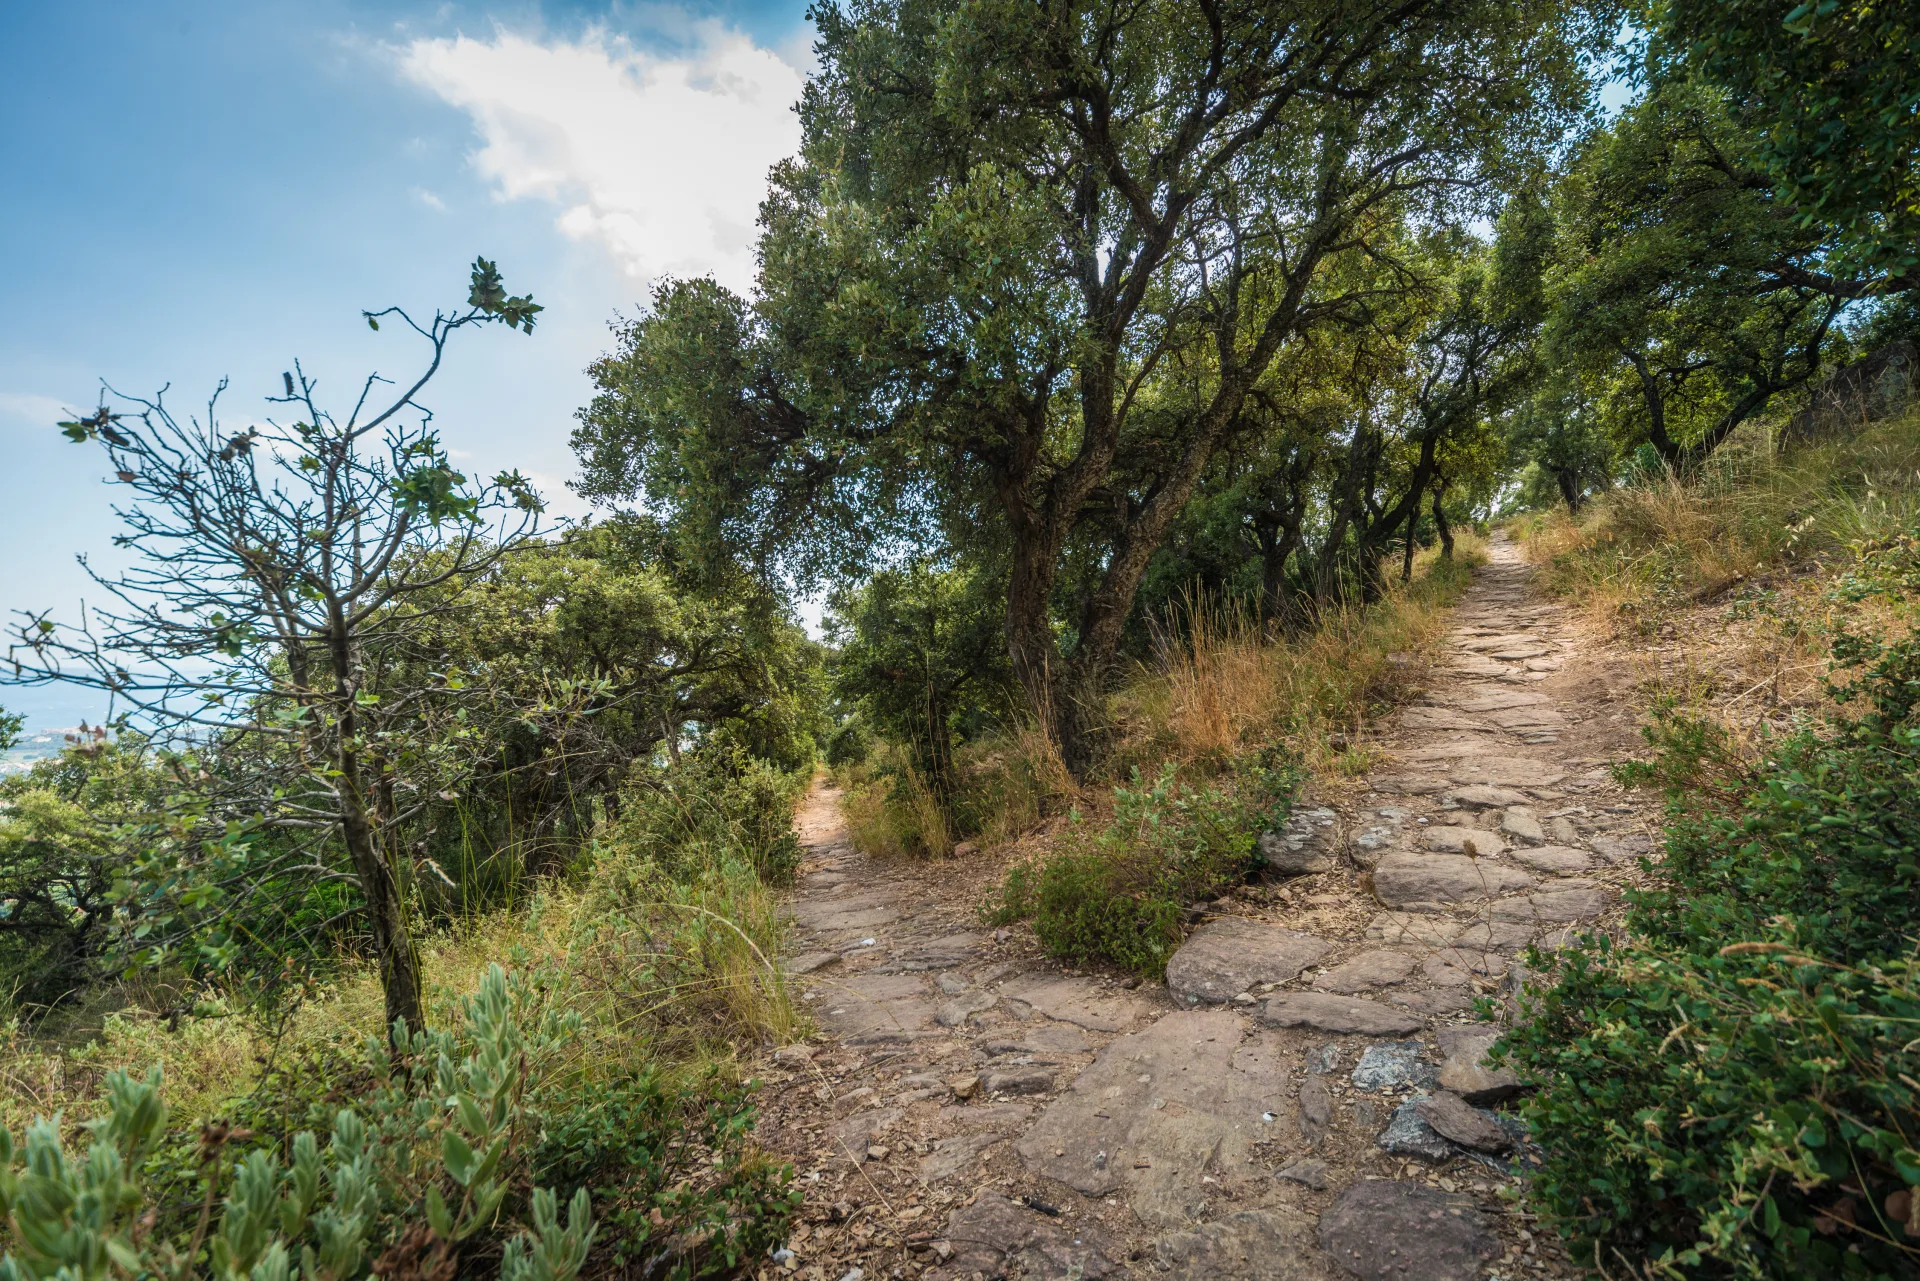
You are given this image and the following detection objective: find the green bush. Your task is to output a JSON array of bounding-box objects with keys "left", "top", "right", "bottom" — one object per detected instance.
[
  {"left": 532, "top": 1071, "right": 799, "bottom": 1280},
  {"left": 1505, "top": 529, "right": 1920, "bottom": 1278},
  {"left": 602, "top": 749, "right": 805, "bottom": 886},
  {"left": 989, "top": 757, "right": 1295, "bottom": 977},
  {"left": 0, "top": 965, "right": 595, "bottom": 1281}
]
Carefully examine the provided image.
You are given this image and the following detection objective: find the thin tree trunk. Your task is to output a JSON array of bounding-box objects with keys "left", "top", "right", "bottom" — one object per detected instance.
[{"left": 1433, "top": 486, "right": 1454, "bottom": 559}]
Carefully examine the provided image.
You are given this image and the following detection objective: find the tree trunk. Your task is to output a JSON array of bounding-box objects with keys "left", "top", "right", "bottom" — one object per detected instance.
[
  {"left": 1555, "top": 468, "right": 1582, "bottom": 514},
  {"left": 338, "top": 767, "right": 425, "bottom": 1047},
  {"left": 1432, "top": 486, "right": 1454, "bottom": 559}
]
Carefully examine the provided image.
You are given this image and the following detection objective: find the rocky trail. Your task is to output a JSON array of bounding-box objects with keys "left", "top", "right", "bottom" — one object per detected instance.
[{"left": 752, "top": 537, "right": 1658, "bottom": 1281}]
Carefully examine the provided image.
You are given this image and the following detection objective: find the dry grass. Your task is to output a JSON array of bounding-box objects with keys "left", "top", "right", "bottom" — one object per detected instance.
[
  {"left": 0, "top": 871, "right": 797, "bottom": 1137},
  {"left": 1113, "top": 535, "right": 1487, "bottom": 781}
]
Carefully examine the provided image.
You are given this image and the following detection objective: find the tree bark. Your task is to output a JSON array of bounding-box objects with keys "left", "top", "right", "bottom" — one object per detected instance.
[{"left": 1432, "top": 485, "right": 1454, "bottom": 559}]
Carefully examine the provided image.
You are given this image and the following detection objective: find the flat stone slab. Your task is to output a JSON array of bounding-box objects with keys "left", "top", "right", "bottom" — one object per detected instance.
[
  {"left": 1260, "top": 993, "right": 1424, "bottom": 1037},
  {"left": 919, "top": 1131, "right": 1005, "bottom": 1181},
  {"left": 784, "top": 951, "right": 841, "bottom": 974},
  {"left": 1370, "top": 773, "right": 1450, "bottom": 795},
  {"left": 787, "top": 891, "right": 900, "bottom": 933},
  {"left": 872, "top": 931, "right": 982, "bottom": 972},
  {"left": 1166, "top": 918, "right": 1334, "bottom": 1006},
  {"left": 928, "top": 1193, "right": 1117, "bottom": 1280},
  {"left": 1153, "top": 1210, "right": 1323, "bottom": 1280},
  {"left": 1421, "top": 825, "right": 1509, "bottom": 856},
  {"left": 1017, "top": 1011, "right": 1290, "bottom": 1228},
  {"left": 1311, "top": 949, "right": 1417, "bottom": 994},
  {"left": 1486, "top": 706, "right": 1567, "bottom": 729},
  {"left": 1511, "top": 845, "right": 1594, "bottom": 873},
  {"left": 1318, "top": 1180, "right": 1502, "bottom": 1281},
  {"left": 1450, "top": 690, "right": 1550, "bottom": 712},
  {"left": 1445, "top": 784, "right": 1530, "bottom": 808},
  {"left": 1000, "top": 974, "right": 1147, "bottom": 1032},
  {"left": 1437, "top": 1027, "right": 1520, "bottom": 1104},
  {"left": 1365, "top": 913, "right": 1466, "bottom": 947},
  {"left": 1447, "top": 757, "right": 1567, "bottom": 788},
  {"left": 982, "top": 1023, "right": 1093, "bottom": 1055},
  {"left": 1351, "top": 1041, "right": 1435, "bottom": 1092},
  {"left": 937, "top": 1102, "right": 1032, "bottom": 1131},
  {"left": 814, "top": 972, "right": 938, "bottom": 1039},
  {"left": 1372, "top": 852, "right": 1533, "bottom": 907},
  {"left": 1490, "top": 884, "right": 1615, "bottom": 923}
]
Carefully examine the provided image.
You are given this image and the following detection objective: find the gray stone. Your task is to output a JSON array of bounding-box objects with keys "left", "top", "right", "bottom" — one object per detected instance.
[
  {"left": 935, "top": 989, "right": 998, "bottom": 1027},
  {"left": 788, "top": 892, "right": 899, "bottom": 933},
  {"left": 999, "top": 974, "right": 1147, "bottom": 1032},
  {"left": 918, "top": 1131, "right": 1005, "bottom": 1181},
  {"left": 1436, "top": 1028, "right": 1520, "bottom": 1105},
  {"left": 1388, "top": 986, "right": 1476, "bottom": 1016},
  {"left": 1509, "top": 844, "right": 1592, "bottom": 874},
  {"left": 816, "top": 972, "right": 939, "bottom": 1038},
  {"left": 1417, "top": 1090, "right": 1512, "bottom": 1152},
  {"left": 1549, "top": 815, "right": 1581, "bottom": 844},
  {"left": 1305, "top": 1043, "right": 1343, "bottom": 1075},
  {"left": 1501, "top": 808, "right": 1546, "bottom": 843},
  {"left": 937, "top": 972, "right": 970, "bottom": 996},
  {"left": 1420, "top": 826, "right": 1510, "bottom": 857},
  {"left": 984, "top": 1068, "right": 1054, "bottom": 1096},
  {"left": 785, "top": 951, "right": 841, "bottom": 974},
  {"left": 1311, "top": 949, "right": 1416, "bottom": 994},
  {"left": 1350, "top": 1041, "right": 1436, "bottom": 1092},
  {"left": 1261, "top": 993, "right": 1424, "bottom": 1037},
  {"left": 1297, "top": 1075, "right": 1332, "bottom": 1146},
  {"left": 1452, "top": 689, "right": 1551, "bottom": 712},
  {"left": 1276, "top": 1158, "right": 1329, "bottom": 1189},
  {"left": 1445, "top": 784, "right": 1530, "bottom": 808},
  {"left": 1448, "top": 757, "right": 1567, "bottom": 788},
  {"left": 1421, "top": 951, "right": 1506, "bottom": 984},
  {"left": 830, "top": 1107, "right": 902, "bottom": 1154},
  {"left": 936, "top": 1102, "right": 1032, "bottom": 1131},
  {"left": 1370, "top": 774, "right": 1451, "bottom": 795},
  {"left": 873, "top": 932, "right": 982, "bottom": 972},
  {"left": 1372, "top": 852, "right": 1533, "bottom": 907},
  {"left": 1490, "top": 884, "right": 1614, "bottom": 923},
  {"left": 1375, "top": 1095, "right": 1455, "bottom": 1160},
  {"left": 929, "top": 1192, "right": 1116, "bottom": 1281},
  {"left": 1317, "top": 1180, "right": 1502, "bottom": 1281},
  {"left": 980, "top": 1023, "right": 1093, "bottom": 1056},
  {"left": 1365, "top": 912, "right": 1467, "bottom": 947},
  {"left": 1165, "top": 918, "right": 1333, "bottom": 1006},
  {"left": 1016, "top": 1011, "right": 1291, "bottom": 1228},
  {"left": 1258, "top": 805, "right": 1341, "bottom": 875},
  {"left": 1590, "top": 831, "right": 1654, "bottom": 862},
  {"left": 1152, "top": 1210, "right": 1319, "bottom": 1281}
]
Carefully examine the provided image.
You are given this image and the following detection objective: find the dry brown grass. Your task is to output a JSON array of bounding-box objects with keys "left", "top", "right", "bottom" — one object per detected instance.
[{"left": 1113, "top": 535, "right": 1487, "bottom": 781}]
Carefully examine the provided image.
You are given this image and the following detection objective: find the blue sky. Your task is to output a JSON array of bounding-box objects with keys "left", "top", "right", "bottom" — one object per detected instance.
[{"left": 0, "top": 0, "right": 814, "bottom": 730}]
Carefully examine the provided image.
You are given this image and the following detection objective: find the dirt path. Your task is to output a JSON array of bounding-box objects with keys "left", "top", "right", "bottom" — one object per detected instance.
[{"left": 755, "top": 536, "right": 1657, "bottom": 1281}]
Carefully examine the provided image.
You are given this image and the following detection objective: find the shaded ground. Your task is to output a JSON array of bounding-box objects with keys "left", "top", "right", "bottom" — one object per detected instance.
[{"left": 752, "top": 537, "right": 1658, "bottom": 1280}]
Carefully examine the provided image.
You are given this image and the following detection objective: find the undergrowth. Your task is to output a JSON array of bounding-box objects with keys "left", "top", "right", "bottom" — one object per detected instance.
[{"left": 1503, "top": 427, "right": 1920, "bottom": 1279}]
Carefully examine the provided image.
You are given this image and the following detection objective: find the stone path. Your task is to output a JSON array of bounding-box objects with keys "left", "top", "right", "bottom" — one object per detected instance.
[{"left": 756, "top": 536, "right": 1657, "bottom": 1280}]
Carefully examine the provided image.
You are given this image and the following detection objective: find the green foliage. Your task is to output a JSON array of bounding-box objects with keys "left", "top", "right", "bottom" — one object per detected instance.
[
  {"left": 1504, "top": 526, "right": 1920, "bottom": 1277},
  {"left": 596, "top": 749, "right": 807, "bottom": 888},
  {"left": 0, "top": 965, "right": 594, "bottom": 1281},
  {"left": 531, "top": 1071, "right": 799, "bottom": 1280},
  {"left": 990, "top": 757, "right": 1296, "bottom": 976},
  {"left": 1651, "top": 0, "right": 1920, "bottom": 278}
]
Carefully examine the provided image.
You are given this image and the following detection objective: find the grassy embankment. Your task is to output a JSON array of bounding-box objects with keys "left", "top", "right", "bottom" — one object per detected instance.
[{"left": 1503, "top": 411, "right": 1920, "bottom": 1279}]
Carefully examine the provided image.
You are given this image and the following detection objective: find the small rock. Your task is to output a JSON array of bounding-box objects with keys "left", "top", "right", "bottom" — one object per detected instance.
[
  {"left": 1257, "top": 806, "right": 1341, "bottom": 875},
  {"left": 773, "top": 1044, "right": 816, "bottom": 1065},
  {"left": 936, "top": 990, "right": 998, "bottom": 1027},
  {"left": 1119, "top": 975, "right": 1142, "bottom": 990},
  {"left": 937, "top": 972, "right": 971, "bottom": 996},
  {"left": 1164, "top": 917, "right": 1333, "bottom": 1006},
  {"left": 1275, "top": 1158, "right": 1328, "bottom": 1190},
  {"left": 1350, "top": 1041, "right": 1436, "bottom": 1093},
  {"left": 1435, "top": 1027, "right": 1520, "bottom": 1105},
  {"left": 1298, "top": 1076, "right": 1332, "bottom": 1147},
  {"left": 1317, "top": 1180, "right": 1501, "bottom": 1281},
  {"left": 1421, "top": 825, "right": 1510, "bottom": 857},
  {"left": 1376, "top": 1095, "right": 1454, "bottom": 1161},
  {"left": 948, "top": 1074, "right": 982, "bottom": 1100},
  {"left": 994, "top": 928, "right": 1012, "bottom": 942},
  {"left": 785, "top": 951, "right": 841, "bottom": 975},
  {"left": 1500, "top": 808, "right": 1545, "bottom": 844},
  {"left": 984, "top": 1069, "right": 1054, "bottom": 1096},
  {"left": 1416, "top": 1090, "right": 1511, "bottom": 1153},
  {"left": 952, "top": 841, "right": 979, "bottom": 858},
  {"left": 1305, "top": 1043, "right": 1342, "bottom": 1075},
  {"left": 1510, "top": 845, "right": 1593, "bottom": 874},
  {"left": 866, "top": 1144, "right": 891, "bottom": 1160},
  {"left": 1548, "top": 816, "right": 1581, "bottom": 844}
]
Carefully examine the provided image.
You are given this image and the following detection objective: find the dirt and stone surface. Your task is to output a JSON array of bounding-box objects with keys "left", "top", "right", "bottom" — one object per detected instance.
[{"left": 750, "top": 537, "right": 1660, "bottom": 1280}]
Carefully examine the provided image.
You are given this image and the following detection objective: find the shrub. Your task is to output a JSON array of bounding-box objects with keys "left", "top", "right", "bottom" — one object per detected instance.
[
  {"left": 0, "top": 965, "right": 595, "bottom": 1281},
  {"left": 601, "top": 749, "right": 805, "bottom": 886},
  {"left": 989, "top": 755, "right": 1297, "bottom": 977},
  {"left": 532, "top": 1070, "right": 799, "bottom": 1280},
  {"left": 1504, "top": 526, "right": 1920, "bottom": 1278}
]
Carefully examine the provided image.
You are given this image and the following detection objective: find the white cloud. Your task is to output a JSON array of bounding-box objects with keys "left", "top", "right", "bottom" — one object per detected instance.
[
  {"left": 0, "top": 392, "right": 70, "bottom": 428},
  {"left": 401, "top": 24, "right": 805, "bottom": 293},
  {"left": 413, "top": 187, "right": 448, "bottom": 211}
]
